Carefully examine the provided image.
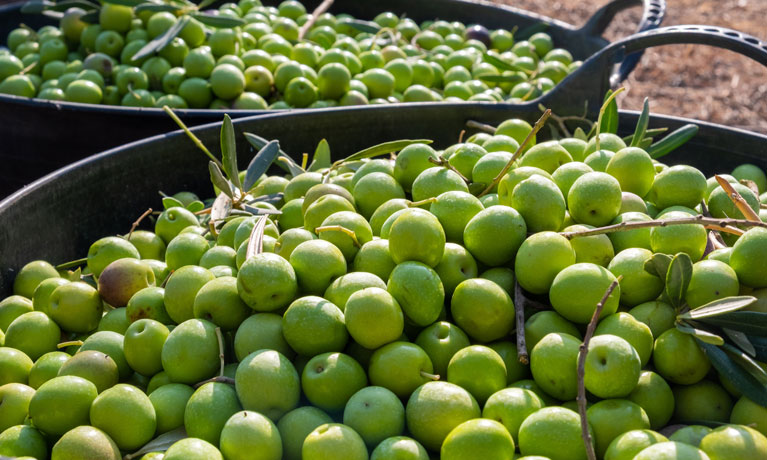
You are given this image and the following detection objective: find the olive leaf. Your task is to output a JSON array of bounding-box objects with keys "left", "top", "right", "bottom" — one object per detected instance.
[
  {"left": 161, "top": 196, "right": 185, "bottom": 210},
  {"left": 748, "top": 335, "right": 767, "bottom": 362},
  {"left": 722, "top": 343, "right": 767, "bottom": 385},
  {"left": 648, "top": 124, "right": 699, "bottom": 159},
  {"left": 622, "top": 127, "right": 667, "bottom": 144},
  {"left": 573, "top": 127, "right": 588, "bottom": 141},
  {"left": 638, "top": 137, "right": 653, "bottom": 150},
  {"left": 48, "top": 0, "right": 100, "bottom": 12},
  {"left": 308, "top": 139, "right": 331, "bottom": 172},
  {"left": 134, "top": 3, "right": 183, "bottom": 13},
  {"left": 65, "top": 267, "right": 82, "bottom": 282},
  {"left": 243, "top": 205, "right": 282, "bottom": 216},
  {"left": 220, "top": 114, "right": 241, "bottom": 191},
  {"left": 125, "top": 427, "right": 187, "bottom": 460},
  {"left": 696, "top": 311, "right": 767, "bottom": 337},
  {"left": 599, "top": 89, "right": 619, "bottom": 135},
  {"left": 196, "top": 0, "right": 218, "bottom": 10},
  {"left": 210, "top": 192, "right": 232, "bottom": 229},
  {"left": 132, "top": 15, "right": 190, "bottom": 62},
  {"left": 245, "top": 215, "right": 268, "bottom": 259},
  {"left": 340, "top": 139, "right": 433, "bottom": 163},
  {"left": 21, "top": 0, "right": 54, "bottom": 14},
  {"left": 185, "top": 200, "right": 205, "bottom": 213},
  {"left": 243, "top": 140, "right": 281, "bottom": 192},
  {"left": 630, "top": 98, "right": 650, "bottom": 148},
  {"left": 643, "top": 252, "right": 672, "bottom": 279},
  {"left": 190, "top": 12, "right": 246, "bottom": 28},
  {"left": 724, "top": 328, "right": 757, "bottom": 357},
  {"left": 243, "top": 132, "right": 304, "bottom": 176},
  {"left": 482, "top": 53, "right": 516, "bottom": 72},
  {"left": 665, "top": 252, "right": 692, "bottom": 309},
  {"left": 680, "top": 296, "right": 756, "bottom": 320},
  {"left": 247, "top": 192, "right": 284, "bottom": 206},
  {"left": 676, "top": 322, "right": 724, "bottom": 345},
  {"left": 100, "top": 0, "right": 144, "bottom": 6},
  {"left": 346, "top": 19, "right": 381, "bottom": 34},
  {"left": 479, "top": 74, "right": 527, "bottom": 83},
  {"left": 209, "top": 161, "right": 233, "bottom": 200}
]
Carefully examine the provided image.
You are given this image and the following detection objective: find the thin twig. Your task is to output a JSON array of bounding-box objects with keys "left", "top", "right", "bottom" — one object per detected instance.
[
  {"left": 163, "top": 106, "right": 222, "bottom": 168},
  {"left": 127, "top": 208, "right": 153, "bottom": 240},
  {"left": 428, "top": 156, "right": 471, "bottom": 185},
  {"left": 457, "top": 129, "right": 466, "bottom": 144},
  {"left": 315, "top": 225, "right": 361, "bottom": 247},
  {"left": 56, "top": 257, "right": 88, "bottom": 270},
  {"left": 215, "top": 327, "right": 225, "bottom": 377},
  {"left": 408, "top": 197, "right": 438, "bottom": 208},
  {"left": 716, "top": 175, "right": 761, "bottom": 222},
  {"left": 514, "top": 282, "right": 529, "bottom": 365},
  {"left": 466, "top": 120, "right": 496, "bottom": 134},
  {"left": 57, "top": 340, "right": 84, "bottom": 349},
  {"left": 420, "top": 370, "right": 440, "bottom": 381},
  {"left": 577, "top": 277, "right": 622, "bottom": 460},
  {"left": 560, "top": 215, "right": 766, "bottom": 239},
  {"left": 477, "top": 110, "right": 551, "bottom": 197},
  {"left": 298, "top": 0, "right": 334, "bottom": 40},
  {"left": 193, "top": 376, "right": 235, "bottom": 389}
]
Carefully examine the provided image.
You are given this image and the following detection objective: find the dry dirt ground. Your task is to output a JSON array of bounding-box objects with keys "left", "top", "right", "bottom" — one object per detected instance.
[{"left": 493, "top": 0, "right": 767, "bottom": 133}]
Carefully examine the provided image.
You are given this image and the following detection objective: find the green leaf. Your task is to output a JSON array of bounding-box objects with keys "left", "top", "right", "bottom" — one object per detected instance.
[
  {"left": 243, "top": 132, "right": 304, "bottom": 177},
  {"left": 162, "top": 196, "right": 184, "bottom": 210},
  {"left": 573, "top": 127, "right": 588, "bottom": 141},
  {"left": 125, "top": 427, "right": 187, "bottom": 460},
  {"left": 243, "top": 205, "right": 282, "bottom": 216},
  {"left": 190, "top": 12, "right": 245, "bottom": 28},
  {"left": 747, "top": 335, "right": 767, "bottom": 362},
  {"left": 648, "top": 124, "right": 699, "bottom": 159},
  {"left": 196, "top": 0, "right": 218, "bottom": 10},
  {"left": 482, "top": 53, "right": 516, "bottom": 72},
  {"left": 243, "top": 140, "right": 281, "bottom": 192},
  {"left": 21, "top": 0, "right": 53, "bottom": 14},
  {"left": 220, "top": 114, "right": 241, "bottom": 191},
  {"left": 246, "top": 192, "right": 284, "bottom": 206},
  {"left": 676, "top": 322, "right": 724, "bottom": 345},
  {"left": 638, "top": 137, "right": 653, "bottom": 150},
  {"left": 47, "top": 0, "right": 100, "bottom": 12},
  {"left": 724, "top": 328, "right": 757, "bottom": 357},
  {"left": 479, "top": 74, "right": 528, "bottom": 83},
  {"left": 131, "top": 15, "right": 189, "bottom": 62},
  {"left": 79, "top": 9, "right": 98, "bottom": 22},
  {"left": 599, "top": 89, "right": 619, "bottom": 135},
  {"left": 100, "top": 0, "right": 144, "bottom": 6},
  {"left": 665, "top": 252, "right": 692, "bottom": 308},
  {"left": 722, "top": 343, "right": 767, "bottom": 385},
  {"left": 697, "top": 311, "right": 767, "bottom": 337},
  {"left": 341, "top": 139, "right": 433, "bottom": 163},
  {"left": 209, "top": 161, "right": 233, "bottom": 200},
  {"left": 346, "top": 19, "right": 381, "bottom": 34},
  {"left": 246, "top": 215, "right": 268, "bottom": 259},
  {"left": 682, "top": 296, "right": 757, "bottom": 320},
  {"left": 308, "top": 139, "right": 331, "bottom": 172},
  {"left": 630, "top": 98, "right": 650, "bottom": 147},
  {"left": 185, "top": 200, "right": 204, "bottom": 213},
  {"left": 643, "top": 252, "right": 672, "bottom": 279},
  {"left": 134, "top": 3, "right": 183, "bottom": 13}
]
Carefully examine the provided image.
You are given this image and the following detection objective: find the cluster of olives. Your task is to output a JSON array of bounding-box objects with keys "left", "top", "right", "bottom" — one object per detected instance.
[
  {"left": 2, "top": 113, "right": 767, "bottom": 460},
  {"left": 0, "top": 0, "right": 579, "bottom": 109}
]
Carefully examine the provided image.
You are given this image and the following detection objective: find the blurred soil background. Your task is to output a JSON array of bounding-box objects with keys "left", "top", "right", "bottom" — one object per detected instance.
[{"left": 493, "top": 0, "right": 767, "bottom": 133}]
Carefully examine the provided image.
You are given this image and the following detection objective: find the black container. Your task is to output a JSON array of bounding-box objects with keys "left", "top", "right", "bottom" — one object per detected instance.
[{"left": 0, "top": 0, "right": 665, "bottom": 195}]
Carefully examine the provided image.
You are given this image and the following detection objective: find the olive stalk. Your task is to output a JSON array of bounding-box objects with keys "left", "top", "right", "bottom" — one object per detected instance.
[
  {"left": 477, "top": 109, "right": 552, "bottom": 198},
  {"left": 577, "top": 277, "right": 622, "bottom": 460},
  {"left": 559, "top": 216, "right": 767, "bottom": 240}
]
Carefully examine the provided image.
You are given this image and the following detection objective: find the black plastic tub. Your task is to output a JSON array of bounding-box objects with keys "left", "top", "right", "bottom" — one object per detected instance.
[
  {"left": 0, "top": 0, "right": 665, "bottom": 195},
  {"left": 2, "top": 97, "right": 767, "bottom": 295}
]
